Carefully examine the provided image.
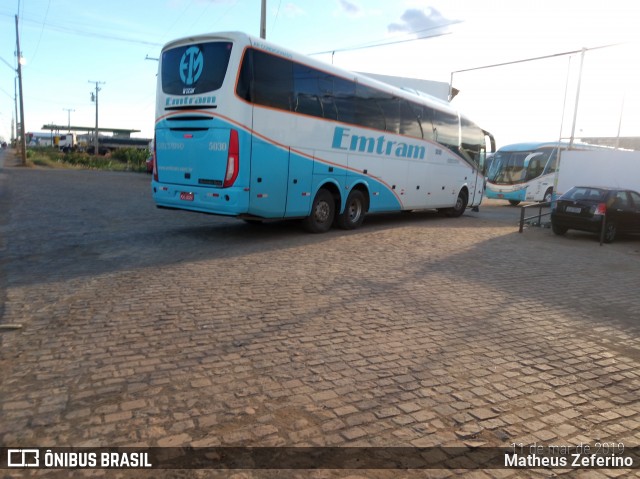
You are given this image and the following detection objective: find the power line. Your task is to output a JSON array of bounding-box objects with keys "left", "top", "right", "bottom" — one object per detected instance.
[
  {"left": 0, "top": 55, "right": 15, "bottom": 71},
  {"left": 0, "top": 12, "right": 163, "bottom": 47},
  {"left": 450, "top": 43, "right": 624, "bottom": 76},
  {"left": 448, "top": 42, "right": 626, "bottom": 100},
  {"left": 308, "top": 21, "right": 461, "bottom": 56},
  {"left": 28, "top": 0, "right": 52, "bottom": 63}
]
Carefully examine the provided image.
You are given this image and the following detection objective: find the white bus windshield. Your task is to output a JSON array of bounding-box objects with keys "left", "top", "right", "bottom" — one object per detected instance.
[{"left": 487, "top": 149, "right": 555, "bottom": 185}]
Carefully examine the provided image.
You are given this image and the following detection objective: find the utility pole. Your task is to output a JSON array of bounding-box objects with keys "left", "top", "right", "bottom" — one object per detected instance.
[
  {"left": 568, "top": 48, "right": 586, "bottom": 150},
  {"left": 260, "top": 0, "right": 266, "bottom": 39},
  {"left": 15, "top": 15, "right": 26, "bottom": 166},
  {"left": 63, "top": 108, "right": 75, "bottom": 131},
  {"left": 88, "top": 81, "right": 104, "bottom": 155},
  {"left": 14, "top": 77, "right": 18, "bottom": 144}
]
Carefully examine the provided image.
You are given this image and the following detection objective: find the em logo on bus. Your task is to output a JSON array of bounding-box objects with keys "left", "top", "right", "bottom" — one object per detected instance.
[{"left": 180, "top": 46, "right": 204, "bottom": 86}]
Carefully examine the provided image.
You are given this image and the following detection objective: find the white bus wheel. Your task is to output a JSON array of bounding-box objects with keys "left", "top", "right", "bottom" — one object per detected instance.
[
  {"left": 303, "top": 189, "right": 335, "bottom": 233},
  {"left": 336, "top": 190, "right": 366, "bottom": 230},
  {"left": 446, "top": 190, "right": 468, "bottom": 217}
]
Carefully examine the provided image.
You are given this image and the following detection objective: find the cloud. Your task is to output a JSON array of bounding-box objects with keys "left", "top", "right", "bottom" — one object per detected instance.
[
  {"left": 388, "top": 7, "right": 452, "bottom": 34},
  {"left": 338, "top": 0, "right": 362, "bottom": 17},
  {"left": 282, "top": 3, "right": 305, "bottom": 18}
]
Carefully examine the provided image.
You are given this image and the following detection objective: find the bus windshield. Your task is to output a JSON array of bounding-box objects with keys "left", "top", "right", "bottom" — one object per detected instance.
[{"left": 487, "top": 149, "right": 555, "bottom": 185}]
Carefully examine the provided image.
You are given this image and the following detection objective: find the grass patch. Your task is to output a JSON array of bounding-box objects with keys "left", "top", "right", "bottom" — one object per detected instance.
[{"left": 27, "top": 148, "right": 149, "bottom": 172}]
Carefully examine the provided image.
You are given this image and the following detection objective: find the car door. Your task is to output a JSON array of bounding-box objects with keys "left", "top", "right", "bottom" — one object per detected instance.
[
  {"left": 610, "top": 191, "right": 634, "bottom": 233},
  {"left": 627, "top": 191, "right": 640, "bottom": 233}
]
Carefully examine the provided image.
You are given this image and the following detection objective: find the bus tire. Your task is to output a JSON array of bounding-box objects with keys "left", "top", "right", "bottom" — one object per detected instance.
[
  {"left": 543, "top": 188, "right": 553, "bottom": 203},
  {"left": 508, "top": 200, "right": 521, "bottom": 206},
  {"left": 303, "top": 189, "right": 335, "bottom": 233},
  {"left": 446, "top": 189, "right": 468, "bottom": 217},
  {"left": 336, "top": 189, "right": 366, "bottom": 230}
]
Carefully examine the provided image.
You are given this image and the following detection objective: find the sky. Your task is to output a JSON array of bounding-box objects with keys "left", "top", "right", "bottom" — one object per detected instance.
[{"left": 1, "top": 0, "right": 639, "bottom": 148}]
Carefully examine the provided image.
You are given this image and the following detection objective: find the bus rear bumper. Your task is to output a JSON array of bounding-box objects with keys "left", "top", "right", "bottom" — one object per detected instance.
[{"left": 151, "top": 182, "right": 249, "bottom": 217}]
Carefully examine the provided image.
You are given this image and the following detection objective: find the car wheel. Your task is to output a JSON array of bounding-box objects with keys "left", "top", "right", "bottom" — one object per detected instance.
[
  {"left": 336, "top": 189, "right": 366, "bottom": 230},
  {"left": 603, "top": 222, "right": 617, "bottom": 243},
  {"left": 508, "top": 200, "right": 521, "bottom": 206},
  {"left": 446, "top": 190, "right": 468, "bottom": 217},
  {"left": 303, "top": 189, "right": 335, "bottom": 233},
  {"left": 552, "top": 223, "right": 568, "bottom": 236}
]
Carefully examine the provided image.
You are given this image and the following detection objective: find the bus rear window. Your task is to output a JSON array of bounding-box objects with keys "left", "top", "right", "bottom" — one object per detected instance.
[{"left": 162, "top": 41, "right": 233, "bottom": 95}]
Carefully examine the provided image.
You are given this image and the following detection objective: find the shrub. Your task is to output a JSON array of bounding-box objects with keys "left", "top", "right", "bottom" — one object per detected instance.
[
  {"left": 111, "top": 148, "right": 149, "bottom": 170},
  {"left": 25, "top": 147, "right": 149, "bottom": 172}
]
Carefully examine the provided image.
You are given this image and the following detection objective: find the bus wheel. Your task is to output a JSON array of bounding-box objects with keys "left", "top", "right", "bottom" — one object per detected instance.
[
  {"left": 303, "top": 189, "right": 335, "bottom": 233},
  {"left": 446, "top": 189, "right": 468, "bottom": 217},
  {"left": 336, "top": 190, "right": 366, "bottom": 230},
  {"left": 543, "top": 188, "right": 553, "bottom": 203},
  {"left": 508, "top": 200, "right": 521, "bottom": 206}
]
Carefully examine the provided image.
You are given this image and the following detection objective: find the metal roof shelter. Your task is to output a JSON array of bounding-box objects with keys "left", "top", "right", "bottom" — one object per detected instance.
[{"left": 42, "top": 124, "right": 141, "bottom": 138}]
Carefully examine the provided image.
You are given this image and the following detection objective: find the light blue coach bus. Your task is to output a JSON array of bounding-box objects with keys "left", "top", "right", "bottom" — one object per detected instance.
[{"left": 152, "top": 32, "right": 495, "bottom": 232}]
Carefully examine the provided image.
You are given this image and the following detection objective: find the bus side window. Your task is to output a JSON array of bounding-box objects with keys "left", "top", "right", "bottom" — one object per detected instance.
[
  {"left": 460, "top": 118, "right": 484, "bottom": 166},
  {"left": 526, "top": 159, "right": 542, "bottom": 180},
  {"left": 320, "top": 95, "right": 339, "bottom": 121},
  {"left": 293, "top": 64, "right": 324, "bottom": 117},
  {"left": 378, "top": 97, "right": 400, "bottom": 134},
  {"left": 318, "top": 75, "right": 339, "bottom": 120},
  {"left": 355, "top": 84, "right": 386, "bottom": 131},
  {"left": 236, "top": 49, "right": 254, "bottom": 102},
  {"left": 433, "top": 110, "right": 460, "bottom": 153},
  {"left": 421, "top": 106, "right": 435, "bottom": 142},
  {"left": 543, "top": 149, "right": 559, "bottom": 174},
  {"left": 332, "top": 78, "right": 356, "bottom": 125},
  {"left": 399, "top": 100, "right": 423, "bottom": 139},
  {"left": 252, "top": 50, "right": 294, "bottom": 111}
]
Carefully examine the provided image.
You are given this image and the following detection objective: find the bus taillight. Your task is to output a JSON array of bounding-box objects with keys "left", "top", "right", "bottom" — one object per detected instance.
[
  {"left": 223, "top": 129, "right": 239, "bottom": 188},
  {"left": 153, "top": 135, "right": 158, "bottom": 182}
]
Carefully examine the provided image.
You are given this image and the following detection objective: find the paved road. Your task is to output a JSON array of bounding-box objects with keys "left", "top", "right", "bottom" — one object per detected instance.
[{"left": 1, "top": 151, "right": 639, "bottom": 478}]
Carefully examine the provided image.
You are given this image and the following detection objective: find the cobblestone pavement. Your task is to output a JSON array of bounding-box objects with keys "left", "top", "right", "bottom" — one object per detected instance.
[{"left": 1, "top": 152, "right": 639, "bottom": 479}]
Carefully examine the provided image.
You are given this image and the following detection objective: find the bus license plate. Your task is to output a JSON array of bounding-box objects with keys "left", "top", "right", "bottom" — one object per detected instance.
[
  {"left": 566, "top": 206, "right": 581, "bottom": 214},
  {"left": 180, "top": 192, "right": 194, "bottom": 201}
]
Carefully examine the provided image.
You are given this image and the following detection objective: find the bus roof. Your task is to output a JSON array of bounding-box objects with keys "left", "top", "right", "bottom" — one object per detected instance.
[{"left": 161, "top": 31, "right": 469, "bottom": 125}]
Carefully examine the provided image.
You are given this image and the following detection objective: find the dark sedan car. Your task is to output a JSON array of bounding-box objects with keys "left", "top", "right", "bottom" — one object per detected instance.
[
  {"left": 145, "top": 155, "right": 154, "bottom": 174},
  {"left": 551, "top": 186, "right": 640, "bottom": 243}
]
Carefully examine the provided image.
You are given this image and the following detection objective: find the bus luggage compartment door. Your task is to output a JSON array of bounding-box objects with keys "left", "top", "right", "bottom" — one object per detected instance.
[
  {"left": 249, "top": 138, "right": 289, "bottom": 218},
  {"left": 155, "top": 127, "right": 232, "bottom": 187}
]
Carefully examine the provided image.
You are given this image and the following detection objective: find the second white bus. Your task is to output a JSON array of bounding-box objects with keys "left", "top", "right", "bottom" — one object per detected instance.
[
  {"left": 485, "top": 142, "right": 605, "bottom": 206},
  {"left": 152, "top": 32, "right": 495, "bottom": 232}
]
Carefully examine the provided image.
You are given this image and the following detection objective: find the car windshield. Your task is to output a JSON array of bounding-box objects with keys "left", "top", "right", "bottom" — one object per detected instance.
[{"left": 561, "top": 187, "right": 608, "bottom": 202}]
